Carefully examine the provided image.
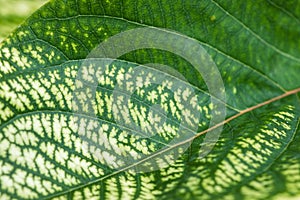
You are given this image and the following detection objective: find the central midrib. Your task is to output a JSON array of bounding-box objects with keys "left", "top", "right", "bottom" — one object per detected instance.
[{"left": 47, "top": 87, "right": 300, "bottom": 199}]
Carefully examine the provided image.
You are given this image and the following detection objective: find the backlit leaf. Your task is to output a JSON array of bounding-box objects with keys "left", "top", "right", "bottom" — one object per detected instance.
[{"left": 0, "top": 0, "right": 300, "bottom": 199}]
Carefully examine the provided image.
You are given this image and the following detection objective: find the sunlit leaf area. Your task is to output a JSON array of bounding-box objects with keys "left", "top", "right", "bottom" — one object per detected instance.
[{"left": 0, "top": 0, "right": 300, "bottom": 199}]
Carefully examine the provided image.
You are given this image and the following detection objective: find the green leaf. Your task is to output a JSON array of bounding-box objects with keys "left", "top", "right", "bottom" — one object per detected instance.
[{"left": 0, "top": 0, "right": 300, "bottom": 199}]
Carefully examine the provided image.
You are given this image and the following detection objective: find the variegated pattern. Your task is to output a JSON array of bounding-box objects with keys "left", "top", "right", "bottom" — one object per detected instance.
[{"left": 0, "top": 0, "right": 300, "bottom": 199}]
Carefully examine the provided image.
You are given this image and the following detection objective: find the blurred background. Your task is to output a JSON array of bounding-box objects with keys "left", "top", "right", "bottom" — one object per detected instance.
[{"left": 0, "top": 0, "right": 47, "bottom": 41}]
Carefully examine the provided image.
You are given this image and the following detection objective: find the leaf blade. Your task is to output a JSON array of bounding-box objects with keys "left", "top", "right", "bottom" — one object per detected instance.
[{"left": 0, "top": 0, "right": 300, "bottom": 199}]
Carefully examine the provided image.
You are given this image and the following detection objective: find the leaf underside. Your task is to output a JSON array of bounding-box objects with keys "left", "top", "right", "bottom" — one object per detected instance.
[{"left": 0, "top": 0, "right": 300, "bottom": 200}]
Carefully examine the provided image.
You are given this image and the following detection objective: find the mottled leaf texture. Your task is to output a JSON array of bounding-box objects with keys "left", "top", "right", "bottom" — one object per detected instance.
[{"left": 0, "top": 0, "right": 300, "bottom": 200}]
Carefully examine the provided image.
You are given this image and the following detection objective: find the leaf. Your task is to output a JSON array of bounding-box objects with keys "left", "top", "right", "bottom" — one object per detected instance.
[{"left": 0, "top": 0, "right": 300, "bottom": 199}]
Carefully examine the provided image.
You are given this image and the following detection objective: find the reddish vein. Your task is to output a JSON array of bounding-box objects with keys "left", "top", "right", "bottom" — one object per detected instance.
[
  {"left": 50, "top": 87, "right": 300, "bottom": 198},
  {"left": 196, "top": 87, "right": 300, "bottom": 138}
]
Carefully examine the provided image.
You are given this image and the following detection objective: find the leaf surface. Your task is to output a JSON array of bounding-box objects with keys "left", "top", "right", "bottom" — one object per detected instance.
[{"left": 0, "top": 0, "right": 300, "bottom": 199}]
